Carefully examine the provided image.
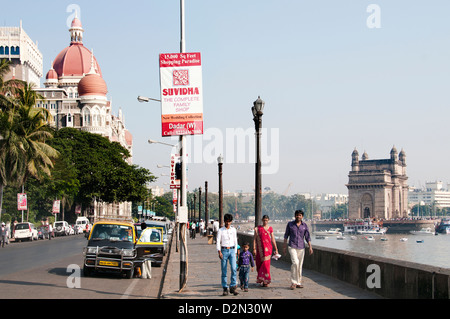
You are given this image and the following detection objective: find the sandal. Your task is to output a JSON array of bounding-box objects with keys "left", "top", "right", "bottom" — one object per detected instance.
[{"left": 290, "top": 284, "right": 296, "bottom": 290}]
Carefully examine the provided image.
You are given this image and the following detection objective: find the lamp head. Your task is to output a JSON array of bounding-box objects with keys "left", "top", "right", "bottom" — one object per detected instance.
[
  {"left": 217, "top": 154, "right": 223, "bottom": 164},
  {"left": 253, "top": 96, "right": 265, "bottom": 114},
  {"left": 138, "top": 96, "right": 150, "bottom": 103}
]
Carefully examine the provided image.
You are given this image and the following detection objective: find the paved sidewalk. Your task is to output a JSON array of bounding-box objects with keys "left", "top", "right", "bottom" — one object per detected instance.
[{"left": 160, "top": 235, "right": 381, "bottom": 299}]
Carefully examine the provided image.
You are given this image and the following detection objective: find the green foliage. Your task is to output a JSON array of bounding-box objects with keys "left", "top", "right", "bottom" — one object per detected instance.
[{"left": 50, "top": 127, "right": 156, "bottom": 208}]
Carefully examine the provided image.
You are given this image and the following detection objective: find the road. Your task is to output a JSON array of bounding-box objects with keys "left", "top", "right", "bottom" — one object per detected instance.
[{"left": 0, "top": 234, "right": 163, "bottom": 299}]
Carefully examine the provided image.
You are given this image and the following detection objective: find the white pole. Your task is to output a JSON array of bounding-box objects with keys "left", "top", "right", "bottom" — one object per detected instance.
[{"left": 179, "top": 0, "right": 188, "bottom": 292}]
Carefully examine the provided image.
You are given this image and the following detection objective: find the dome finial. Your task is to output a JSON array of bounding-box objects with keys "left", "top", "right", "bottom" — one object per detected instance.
[{"left": 87, "top": 49, "right": 97, "bottom": 75}]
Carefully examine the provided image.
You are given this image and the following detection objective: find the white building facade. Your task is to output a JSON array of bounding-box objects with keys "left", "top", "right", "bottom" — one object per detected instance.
[
  {"left": 408, "top": 181, "right": 450, "bottom": 208},
  {"left": 0, "top": 21, "right": 43, "bottom": 87}
]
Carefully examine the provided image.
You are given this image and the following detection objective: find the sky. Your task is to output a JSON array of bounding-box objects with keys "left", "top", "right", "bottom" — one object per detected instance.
[{"left": 3, "top": 1, "right": 450, "bottom": 195}]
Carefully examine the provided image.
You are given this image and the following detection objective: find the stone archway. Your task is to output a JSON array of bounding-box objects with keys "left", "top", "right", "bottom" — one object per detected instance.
[
  {"left": 361, "top": 193, "right": 373, "bottom": 219},
  {"left": 363, "top": 207, "right": 371, "bottom": 218}
]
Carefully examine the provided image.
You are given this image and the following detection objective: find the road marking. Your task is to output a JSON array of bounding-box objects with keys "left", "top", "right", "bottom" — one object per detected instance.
[{"left": 121, "top": 279, "right": 139, "bottom": 299}]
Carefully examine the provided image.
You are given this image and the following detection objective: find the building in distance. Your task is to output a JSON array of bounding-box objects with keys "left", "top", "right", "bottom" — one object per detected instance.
[
  {"left": 408, "top": 181, "right": 450, "bottom": 209},
  {"left": 346, "top": 147, "right": 409, "bottom": 220},
  {"left": 0, "top": 21, "right": 43, "bottom": 87}
]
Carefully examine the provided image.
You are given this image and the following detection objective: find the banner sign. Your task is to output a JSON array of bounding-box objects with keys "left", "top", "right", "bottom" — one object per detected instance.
[
  {"left": 75, "top": 205, "right": 81, "bottom": 214},
  {"left": 159, "top": 52, "right": 203, "bottom": 136},
  {"left": 17, "top": 193, "right": 27, "bottom": 211},
  {"left": 52, "top": 200, "right": 61, "bottom": 214},
  {"left": 170, "top": 154, "right": 181, "bottom": 189}
]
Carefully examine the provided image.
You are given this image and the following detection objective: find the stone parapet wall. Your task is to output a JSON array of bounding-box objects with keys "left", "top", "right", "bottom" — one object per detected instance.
[{"left": 238, "top": 232, "right": 450, "bottom": 299}]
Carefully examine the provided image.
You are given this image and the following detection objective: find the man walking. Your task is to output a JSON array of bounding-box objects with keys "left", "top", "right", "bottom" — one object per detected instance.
[
  {"left": 0, "top": 223, "right": 5, "bottom": 247},
  {"left": 217, "top": 214, "right": 239, "bottom": 296},
  {"left": 283, "top": 209, "right": 313, "bottom": 290}
]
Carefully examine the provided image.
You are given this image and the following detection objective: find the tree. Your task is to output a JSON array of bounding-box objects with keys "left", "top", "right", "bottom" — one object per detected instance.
[
  {"left": 0, "top": 68, "right": 58, "bottom": 218},
  {"left": 50, "top": 128, "right": 155, "bottom": 209}
]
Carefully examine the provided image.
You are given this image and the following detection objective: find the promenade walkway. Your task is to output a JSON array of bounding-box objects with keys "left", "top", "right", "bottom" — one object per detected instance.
[{"left": 160, "top": 234, "right": 381, "bottom": 299}]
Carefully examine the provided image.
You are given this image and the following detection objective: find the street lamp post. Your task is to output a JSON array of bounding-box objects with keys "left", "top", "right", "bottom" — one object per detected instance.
[
  {"left": 199, "top": 187, "right": 202, "bottom": 227},
  {"left": 141, "top": 0, "right": 189, "bottom": 292},
  {"left": 205, "top": 181, "right": 208, "bottom": 232},
  {"left": 217, "top": 154, "right": 224, "bottom": 227},
  {"left": 252, "top": 96, "right": 264, "bottom": 227}
]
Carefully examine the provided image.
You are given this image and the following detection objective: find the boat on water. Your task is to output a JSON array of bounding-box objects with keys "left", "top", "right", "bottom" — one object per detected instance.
[
  {"left": 315, "top": 235, "right": 327, "bottom": 240},
  {"left": 400, "top": 237, "right": 408, "bottom": 242},
  {"left": 363, "top": 235, "right": 375, "bottom": 241},
  {"left": 344, "top": 218, "right": 387, "bottom": 235},
  {"left": 409, "top": 227, "right": 435, "bottom": 236},
  {"left": 314, "top": 228, "right": 343, "bottom": 236},
  {"left": 435, "top": 218, "right": 450, "bottom": 234},
  {"left": 380, "top": 237, "right": 388, "bottom": 241},
  {"left": 416, "top": 240, "right": 424, "bottom": 243},
  {"left": 336, "top": 235, "right": 345, "bottom": 240}
]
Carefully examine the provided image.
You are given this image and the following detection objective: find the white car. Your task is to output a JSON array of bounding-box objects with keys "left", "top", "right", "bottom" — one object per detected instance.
[
  {"left": 53, "top": 221, "right": 70, "bottom": 236},
  {"left": 14, "top": 222, "right": 38, "bottom": 242},
  {"left": 68, "top": 226, "right": 75, "bottom": 235}
]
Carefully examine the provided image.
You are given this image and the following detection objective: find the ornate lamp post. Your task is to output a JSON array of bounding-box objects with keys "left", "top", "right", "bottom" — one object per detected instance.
[
  {"left": 252, "top": 96, "right": 264, "bottom": 227},
  {"left": 199, "top": 187, "right": 202, "bottom": 222},
  {"left": 205, "top": 181, "right": 208, "bottom": 232},
  {"left": 217, "top": 154, "right": 224, "bottom": 227}
]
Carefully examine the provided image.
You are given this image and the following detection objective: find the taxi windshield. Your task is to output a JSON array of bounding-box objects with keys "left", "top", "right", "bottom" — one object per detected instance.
[
  {"left": 138, "top": 228, "right": 163, "bottom": 243},
  {"left": 90, "top": 224, "right": 133, "bottom": 242}
]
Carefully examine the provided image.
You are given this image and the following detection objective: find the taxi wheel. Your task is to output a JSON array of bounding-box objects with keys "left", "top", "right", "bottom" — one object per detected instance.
[
  {"left": 125, "top": 268, "right": 134, "bottom": 279},
  {"left": 83, "top": 265, "right": 93, "bottom": 277}
]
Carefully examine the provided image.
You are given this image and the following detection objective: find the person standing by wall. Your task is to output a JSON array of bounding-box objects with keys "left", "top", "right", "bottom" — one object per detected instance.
[
  {"left": 283, "top": 209, "right": 313, "bottom": 290},
  {"left": 217, "top": 214, "right": 239, "bottom": 296},
  {"left": 253, "top": 215, "right": 279, "bottom": 287}
]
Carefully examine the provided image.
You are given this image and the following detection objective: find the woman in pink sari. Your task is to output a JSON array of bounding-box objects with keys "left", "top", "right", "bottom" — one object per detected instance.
[{"left": 253, "top": 215, "right": 279, "bottom": 287}]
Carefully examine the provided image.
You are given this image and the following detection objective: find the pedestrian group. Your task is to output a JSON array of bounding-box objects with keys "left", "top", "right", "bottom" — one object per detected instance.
[{"left": 215, "top": 209, "right": 312, "bottom": 296}]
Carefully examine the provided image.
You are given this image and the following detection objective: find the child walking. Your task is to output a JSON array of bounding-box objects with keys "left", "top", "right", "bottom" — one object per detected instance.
[{"left": 237, "top": 243, "right": 255, "bottom": 292}]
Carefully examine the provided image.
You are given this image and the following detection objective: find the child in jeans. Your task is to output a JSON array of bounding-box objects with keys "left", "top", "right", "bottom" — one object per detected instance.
[{"left": 237, "top": 243, "right": 255, "bottom": 291}]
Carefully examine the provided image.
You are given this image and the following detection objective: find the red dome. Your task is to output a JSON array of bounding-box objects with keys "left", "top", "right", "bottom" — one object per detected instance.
[
  {"left": 53, "top": 44, "right": 102, "bottom": 77},
  {"left": 78, "top": 72, "right": 107, "bottom": 96},
  {"left": 125, "top": 130, "right": 133, "bottom": 146},
  {"left": 46, "top": 68, "right": 58, "bottom": 80},
  {"left": 71, "top": 18, "right": 82, "bottom": 28}
]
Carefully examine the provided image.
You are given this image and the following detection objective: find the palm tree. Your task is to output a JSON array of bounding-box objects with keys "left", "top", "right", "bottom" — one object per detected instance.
[
  {"left": 0, "top": 59, "right": 26, "bottom": 110},
  {"left": 0, "top": 78, "right": 59, "bottom": 218},
  {"left": 16, "top": 83, "right": 58, "bottom": 183}
]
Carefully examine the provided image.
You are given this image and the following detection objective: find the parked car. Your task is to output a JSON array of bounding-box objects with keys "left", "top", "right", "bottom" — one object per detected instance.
[
  {"left": 83, "top": 221, "right": 137, "bottom": 279},
  {"left": 76, "top": 217, "right": 91, "bottom": 233},
  {"left": 14, "top": 222, "right": 38, "bottom": 242},
  {"left": 53, "top": 221, "right": 70, "bottom": 236},
  {"left": 135, "top": 226, "right": 165, "bottom": 267}
]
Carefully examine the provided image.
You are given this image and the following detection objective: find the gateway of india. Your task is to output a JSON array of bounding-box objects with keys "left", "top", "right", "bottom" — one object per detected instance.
[{"left": 346, "top": 147, "right": 409, "bottom": 220}]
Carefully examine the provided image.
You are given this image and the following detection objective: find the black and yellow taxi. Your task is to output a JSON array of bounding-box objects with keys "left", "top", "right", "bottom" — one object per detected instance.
[
  {"left": 134, "top": 225, "right": 165, "bottom": 267},
  {"left": 83, "top": 221, "right": 137, "bottom": 278}
]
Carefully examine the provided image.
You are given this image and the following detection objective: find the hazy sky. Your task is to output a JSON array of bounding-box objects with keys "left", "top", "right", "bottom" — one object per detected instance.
[{"left": 4, "top": 1, "right": 450, "bottom": 195}]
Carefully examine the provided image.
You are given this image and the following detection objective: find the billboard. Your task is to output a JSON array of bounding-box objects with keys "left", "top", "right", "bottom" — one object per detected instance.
[
  {"left": 159, "top": 52, "right": 203, "bottom": 136},
  {"left": 52, "top": 200, "right": 61, "bottom": 214},
  {"left": 17, "top": 193, "right": 27, "bottom": 211}
]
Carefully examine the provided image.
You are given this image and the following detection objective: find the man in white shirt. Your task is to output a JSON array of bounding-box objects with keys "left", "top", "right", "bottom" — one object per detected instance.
[{"left": 216, "top": 214, "right": 239, "bottom": 296}]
